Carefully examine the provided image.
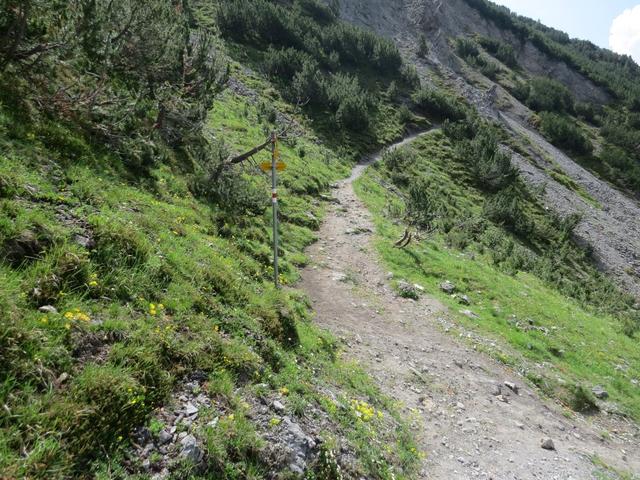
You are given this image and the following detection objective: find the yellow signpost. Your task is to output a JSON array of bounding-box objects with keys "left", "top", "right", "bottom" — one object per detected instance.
[{"left": 260, "top": 161, "right": 286, "bottom": 172}]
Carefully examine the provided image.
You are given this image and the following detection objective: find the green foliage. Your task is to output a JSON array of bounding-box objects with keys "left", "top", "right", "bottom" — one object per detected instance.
[
  {"left": 455, "top": 37, "right": 501, "bottom": 79},
  {"left": 455, "top": 37, "right": 480, "bottom": 59},
  {"left": 215, "top": 0, "right": 408, "bottom": 132},
  {"left": 483, "top": 189, "right": 532, "bottom": 236},
  {"left": 216, "top": 0, "right": 402, "bottom": 74},
  {"left": 412, "top": 87, "right": 467, "bottom": 121},
  {"left": 455, "top": 125, "right": 519, "bottom": 192},
  {"left": 417, "top": 34, "right": 429, "bottom": 58},
  {"left": 202, "top": 412, "right": 264, "bottom": 478},
  {"left": 1, "top": 0, "right": 228, "bottom": 174},
  {"left": 462, "top": 0, "right": 640, "bottom": 103},
  {"left": 568, "top": 385, "right": 599, "bottom": 413},
  {"left": 477, "top": 36, "right": 518, "bottom": 67},
  {"left": 518, "top": 78, "right": 575, "bottom": 114},
  {"left": 538, "top": 112, "right": 593, "bottom": 155},
  {"left": 324, "top": 73, "right": 371, "bottom": 130}
]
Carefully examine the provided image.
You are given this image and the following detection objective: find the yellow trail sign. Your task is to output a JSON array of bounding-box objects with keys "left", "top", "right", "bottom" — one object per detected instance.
[{"left": 260, "top": 161, "right": 286, "bottom": 172}]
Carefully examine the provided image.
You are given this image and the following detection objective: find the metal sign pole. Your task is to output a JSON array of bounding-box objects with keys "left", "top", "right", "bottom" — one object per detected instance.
[{"left": 271, "top": 132, "right": 280, "bottom": 288}]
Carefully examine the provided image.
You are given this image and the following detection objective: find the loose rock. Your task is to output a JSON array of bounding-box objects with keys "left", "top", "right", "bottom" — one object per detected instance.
[
  {"left": 592, "top": 385, "right": 609, "bottom": 400},
  {"left": 541, "top": 438, "right": 556, "bottom": 451},
  {"left": 158, "top": 430, "right": 172, "bottom": 446},
  {"left": 440, "top": 281, "right": 456, "bottom": 294},
  {"left": 504, "top": 381, "right": 519, "bottom": 395},
  {"left": 38, "top": 305, "right": 58, "bottom": 314},
  {"left": 180, "top": 434, "right": 202, "bottom": 463}
]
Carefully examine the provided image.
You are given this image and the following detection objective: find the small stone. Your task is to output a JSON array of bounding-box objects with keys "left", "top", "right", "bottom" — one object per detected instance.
[
  {"left": 38, "top": 305, "right": 58, "bottom": 314},
  {"left": 516, "top": 422, "right": 525, "bottom": 430},
  {"left": 135, "top": 427, "right": 152, "bottom": 445},
  {"left": 459, "top": 295, "right": 471, "bottom": 305},
  {"left": 592, "top": 385, "right": 609, "bottom": 400},
  {"left": 142, "top": 459, "right": 151, "bottom": 471},
  {"left": 184, "top": 403, "right": 199, "bottom": 416},
  {"left": 490, "top": 384, "right": 502, "bottom": 396},
  {"left": 332, "top": 272, "right": 348, "bottom": 282},
  {"left": 456, "top": 402, "right": 466, "bottom": 410},
  {"left": 158, "top": 430, "right": 172, "bottom": 445},
  {"left": 541, "top": 438, "right": 556, "bottom": 451},
  {"left": 273, "top": 400, "right": 286, "bottom": 413},
  {"left": 180, "top": 434, "right": 202, "bottom": 462},
  {"left": 74, "top": 234, "right": 95, "bottom": 249},
  {"left": 460, "top": 309, "right": 479, "bottom": 319},
  {"left": 440, "top": 281, "right": 456, "bottom": 294},
  {"left": 504, "top": 382, "right": 519, "bottom": 395},
  {"left": 57, "top": 372, "right": 70, "bottom": 384},
  {"left": 496, "top": 395, "right": 509, "bottom": 403}
]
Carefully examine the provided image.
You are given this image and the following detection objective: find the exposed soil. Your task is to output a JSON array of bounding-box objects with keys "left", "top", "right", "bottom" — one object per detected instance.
[{"left": 301, "top": 136, "right": 640, "bottom": 479}]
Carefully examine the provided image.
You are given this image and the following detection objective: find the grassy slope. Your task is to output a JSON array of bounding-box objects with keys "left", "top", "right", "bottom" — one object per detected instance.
[
  {"left": 0, "top": 61, "right": 421, "bottom": 479},
  {"left": 354, "top": 131, "right": 640, "bottom": 420}
]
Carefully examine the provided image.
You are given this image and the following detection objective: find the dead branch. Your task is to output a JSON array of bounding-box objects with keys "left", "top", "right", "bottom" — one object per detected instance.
[
  {"left": 394, "top": 229, "right": 410, "bottom": 248},
  {"left": 225, "top": 99, "right": 307, "bottom": 166},
  {"left": 227, "top": 137, "right": 272, "bottom": 165}
]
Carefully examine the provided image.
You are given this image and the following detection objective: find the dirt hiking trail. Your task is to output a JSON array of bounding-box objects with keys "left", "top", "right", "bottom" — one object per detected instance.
[{"left": 300, "top": 133, "right": 640, "bottom": 480}]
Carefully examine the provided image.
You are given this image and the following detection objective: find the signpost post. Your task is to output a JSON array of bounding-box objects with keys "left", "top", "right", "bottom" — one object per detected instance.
[
  {"left": 258, "top": 132, "right": 286, "bottom": 288},
  {"left": 270, "top": 132, "right": 280, "bottom": 289}
]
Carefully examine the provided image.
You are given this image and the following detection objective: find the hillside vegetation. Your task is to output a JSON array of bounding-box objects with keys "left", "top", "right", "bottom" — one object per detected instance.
[
  {"left": 460, "top": 0, "right": 640, "bottom": 195},
  {"left": 355, "top": 129, "right": 640, "bottom": 420},
  {"left": 0, "top": 1, "right": 421, "bottom": 478}
]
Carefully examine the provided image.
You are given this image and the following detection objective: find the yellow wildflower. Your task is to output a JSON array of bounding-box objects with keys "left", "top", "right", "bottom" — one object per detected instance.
[
  {"left": 269, "top": 418, "right": 281, "bottom": 427},
  {"left": 64, "top": 323, "right": 71, "bottom": 330},
  {"left": 279, "top": 387, "right": 289, "bottom": 396}
]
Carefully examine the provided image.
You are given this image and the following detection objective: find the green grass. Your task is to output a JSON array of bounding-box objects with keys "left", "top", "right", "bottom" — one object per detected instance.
[
  {"left": 354, "top": 132, "right": 640, "bottom": 421},
  {"left": 591, "top": 455, "right": 640, "bottom": 480},
  {"left": 0, "top": 61, "right": 421, "bottom": 479}
]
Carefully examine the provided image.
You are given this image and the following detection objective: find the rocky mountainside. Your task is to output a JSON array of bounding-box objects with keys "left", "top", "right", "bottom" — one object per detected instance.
[{"left": 336, "top": 0, "right": 640, "bottom": 298}]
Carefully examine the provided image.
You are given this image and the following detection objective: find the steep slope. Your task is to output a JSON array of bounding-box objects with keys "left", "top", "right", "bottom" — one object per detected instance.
[
  {"left": 335, "top": 0, "right": 640, "bottom": 297},
  {"left": 0, "top": 2, "right": 424, "bottom": 478}
]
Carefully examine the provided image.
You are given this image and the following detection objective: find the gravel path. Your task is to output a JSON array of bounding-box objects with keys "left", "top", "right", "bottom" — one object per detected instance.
[{"left": 300, "top": 135, "right": 639, "bottom": 479}]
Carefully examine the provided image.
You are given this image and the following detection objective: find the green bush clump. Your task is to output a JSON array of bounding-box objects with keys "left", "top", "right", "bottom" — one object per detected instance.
[
  {"left": 89, "top": 216, "right": 150, "bottom": 270},
  {"left": 455, "top": 125, "right": 518, "bottom": 192},
  {"left": 477, "top": 36, "right": 518, "bottom": 67},
  {"left": 455, "top": 37, "right": 480, "bottom": 58},
  {"left": 215, "top": 0, "right": 411, "bottom": 133},
  {"left": 69, "top": 365, "right": 150, "bottom": 457},
  {"left": 518, "top": 78, "right": 575, "bottom": 114},
  {"left": 538, "top": 112, "right": 593, "bottom": 155},
  {"left": 483, "top": 189, "right": 532, "bottom": 236},
  {"left": 412, "top": 87, "right": 467, "bottom": 121},
  {"left": 568, "top": 384, "right": 599, "bottom": 413},
  {"left": 455, "top": 37, "right": 502, "bottom": 79}
]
